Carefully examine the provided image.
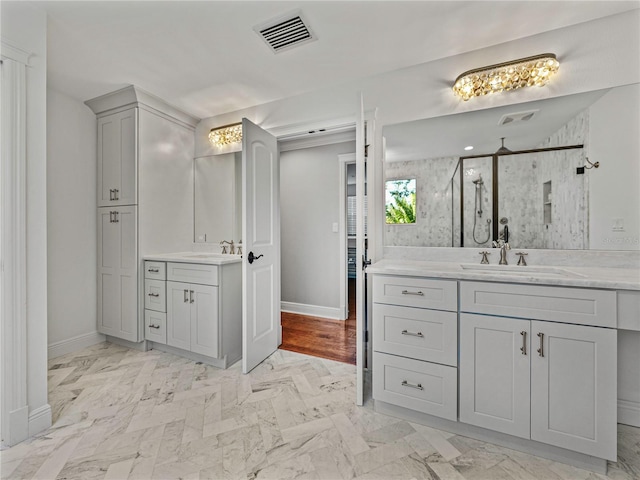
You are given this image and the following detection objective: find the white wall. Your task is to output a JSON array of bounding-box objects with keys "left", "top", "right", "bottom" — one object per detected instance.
[
  {"left": 1, "top": 0, "right": 51, "bottom": 437},
  {"left": 47, "top": 88, "right": 102, "bottom": 357},
  {"left": 589, "top": 83, "right": 640, "bottom": 250},
  {"left": 280, "top": 141, "right": 355, "bottom": 317}
]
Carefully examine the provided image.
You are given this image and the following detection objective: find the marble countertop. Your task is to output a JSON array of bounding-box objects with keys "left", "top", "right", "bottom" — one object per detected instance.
[
  {"left": 368, "top": 259, "right": 640, "bottom": 290},
  {"left": 144, "top": 252, "right": 242, "bottom": 265}
]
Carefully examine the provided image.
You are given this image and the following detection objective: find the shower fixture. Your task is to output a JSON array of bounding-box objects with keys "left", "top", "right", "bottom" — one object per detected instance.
[
  {"left": 495, "top": 137, "right": 512, "bottom": 155},
  {"left": 472, "top": 174, "right": 491, "bottom": 244}
]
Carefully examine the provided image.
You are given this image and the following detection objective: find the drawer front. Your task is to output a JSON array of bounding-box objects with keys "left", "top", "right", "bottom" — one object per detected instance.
[
  {"left": 144, "top": 261, "right": 166, "bottom": 280},
  {"left": 144, "top": 279, "right": 166, "bottom": 312},
  {"left": 145, "top": 309, "right": 167, "bottom": 344},
  {"left": 373, "top": 304, "right": 457, "bottom": 366},
  {"left": 373, "top": 275, "right": 457, "bottom": 311},
  {"left": 373, "top": 352, "right": 457, "bottom": 421},
  {"left": 460, "top": 281, "right": 616, "bottom": 328},
  {"left": 167, "top": 262, "right": 218, "bottom": 286}
]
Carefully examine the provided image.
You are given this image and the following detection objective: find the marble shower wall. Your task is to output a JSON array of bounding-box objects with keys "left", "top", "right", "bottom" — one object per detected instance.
[
  {"left": 384, "top": 157, "right": 459, "bottom": 247},
  {"left": 462, "top": 158, "right": 493, "bottom": 248}
]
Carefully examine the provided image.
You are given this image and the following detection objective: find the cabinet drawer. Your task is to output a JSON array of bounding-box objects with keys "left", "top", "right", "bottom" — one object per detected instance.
[
  {"left": 145, "top": 309, "right": 166, "bottom": 344},
  {"left": 144, "top": 279, "right": 166, "bottom": 312},
  {"left": 373, "top": 352, "right": 457, "bottom": 421},
  {"left": 144, "top": 261, "right": 166, "bottom": 280},
  {"left": 460, "top": 281, "right": 616, "bottom": 328},
  {"left": 167, "top": 262, "right": 218, "bottom": 286},
  {"left": 373, "top": 304, "right": 457, "bottom": 366},
  {"left": 373, "top": 275, "right": 457, "bottom": 311}
]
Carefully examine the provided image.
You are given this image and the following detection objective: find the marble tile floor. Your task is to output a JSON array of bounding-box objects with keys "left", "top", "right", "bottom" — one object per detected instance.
[{"left": 1, "top": 342, "right": 639, "bottom": 480}]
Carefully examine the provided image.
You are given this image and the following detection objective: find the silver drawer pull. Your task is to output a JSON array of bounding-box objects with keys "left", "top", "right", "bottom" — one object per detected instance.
[
  {"left": 148, "top": 268, "right": 159, "bottom": 273},
  {"left": 401, "top": 290, "right": 424, "bottom": 296},
  {"left": 401, "top": 330, "right": 424, "bottom": 338},
  {"left": 148, "top": 293, "right": 159, "bottom": 297},
  {"left": 520, "top": 331, "right": 527, "bottom": 355},
  {"left": 184, "top": 289, "right": 189, "bottom": 303},
  {"left": 537, "top": 332, "right": 544, "bottom": 357},
  {"left": 401, "top": 380, "right": 423, "bottom": 391},
  {"left": 149, "top": 324, "right": 160, "bottom": 329}
]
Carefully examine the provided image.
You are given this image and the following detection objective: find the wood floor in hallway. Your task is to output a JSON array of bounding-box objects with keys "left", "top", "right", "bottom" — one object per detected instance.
[{"left": 280, "top": 280, "right": 356, "bottom": 365}]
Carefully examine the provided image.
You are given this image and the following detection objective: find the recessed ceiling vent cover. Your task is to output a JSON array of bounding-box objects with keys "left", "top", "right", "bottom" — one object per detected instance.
[
  {"left": 498, "top": 109, "right": 539, "bottom": 126},
  {"left": 254, "top": 11, "right": 316, "bottom": 54}
]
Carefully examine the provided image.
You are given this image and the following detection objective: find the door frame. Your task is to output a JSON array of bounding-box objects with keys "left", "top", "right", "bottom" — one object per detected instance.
[{"left": 338, "top": 153, "right": 356, "bottom": 321}]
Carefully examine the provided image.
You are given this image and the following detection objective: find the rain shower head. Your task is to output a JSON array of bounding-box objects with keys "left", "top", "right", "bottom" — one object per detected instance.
[{"left": 496, "top": 137, "right": 512, "bottom": 155}]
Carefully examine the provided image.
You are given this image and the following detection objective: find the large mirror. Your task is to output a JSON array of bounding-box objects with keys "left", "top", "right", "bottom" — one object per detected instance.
[
  {"left": 194, "top": 152, "right": 242, "bottom": 244},
  {"left": 383, "top": 84, "right": 640, "bottom": 250}
]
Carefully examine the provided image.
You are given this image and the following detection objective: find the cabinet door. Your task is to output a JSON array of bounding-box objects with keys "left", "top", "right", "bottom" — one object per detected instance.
[
  {"left": 97, "top": 206, "right": 138, "bottom": 341},
  {"left": 460, "top": 313, "right": 531, "bottom": 439},
  {"left": 190, "top": 284, "right": 219, "bottom": 358},
  {"left": 166, "top": 281, "right": 191, "bottom": 350},
  {"left": 98, "top": 108, "right": 137, "bottom": 207},
  {"left": 531, "top": 321, "right": 617, "bottom": 460},
  {"left": 97, "top": 207, "right": 120, "bottom": 336}
]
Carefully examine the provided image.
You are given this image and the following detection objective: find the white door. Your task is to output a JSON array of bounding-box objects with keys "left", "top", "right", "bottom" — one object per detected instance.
[
  {"left": 242, "top": 118, "right": 280, "bottom": 374},
  {"left": 530, "top": 321, "right": 617, "bottom": 460},
  {"left": 459, "top": 313, "right": 531, "bottom": 439},
  {"left": 355, "top": 94, "right": 367, "bottom": 405}
]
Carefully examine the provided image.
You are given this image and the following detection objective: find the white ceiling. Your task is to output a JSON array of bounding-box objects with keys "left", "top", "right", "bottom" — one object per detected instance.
[{"left": 34, "top": 0, "right": 639, "bottom": 120}]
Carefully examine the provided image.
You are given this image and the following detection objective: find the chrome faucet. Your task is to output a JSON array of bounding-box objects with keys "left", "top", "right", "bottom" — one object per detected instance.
[
  {"left": 220, "top": 240, "right": 235, "bottom": 254},
  {"left": 493, "top": 239, "right": 510, "bottom": 265}
]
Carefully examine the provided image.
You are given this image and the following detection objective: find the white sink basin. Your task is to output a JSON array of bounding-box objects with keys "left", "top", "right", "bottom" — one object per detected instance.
[{"left": 460, "top": 264, "right": 585, "bottom": 278}]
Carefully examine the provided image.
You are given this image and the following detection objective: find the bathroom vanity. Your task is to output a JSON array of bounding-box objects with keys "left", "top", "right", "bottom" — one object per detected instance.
[
  {"left": 142, "top": 252, "right": 242, "bottom": 369},
  {"left": 369, "top": 259, "right": 640, "bottom": 473}
]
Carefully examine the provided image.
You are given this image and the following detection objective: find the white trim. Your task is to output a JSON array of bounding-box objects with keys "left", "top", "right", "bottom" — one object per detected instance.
[
  {"left": 279, "top": 130, "right": 355, "bottom": 152},
  {"left": 618, "top": 399, "right": 640, "bottom": 427},
  {"left": 1, "top": 55, "right": 29, "bottom": 447},
  {"left": 48, "top": 332, "right": 106, "bottom": 360},
  {"left": 28, "top": 404, "right": 52, "bottom": 437},
  {"left": 281, "top": 301, "right": 344, "bottom": 321},
  {"left": 338, "top": 153, "right": 356, "bottom": 322},
  {"left": 0, "top": 39, "right": 32, "bottom": 65}
]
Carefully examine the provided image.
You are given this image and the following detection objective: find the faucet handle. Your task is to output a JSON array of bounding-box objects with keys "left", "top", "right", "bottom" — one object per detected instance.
[
  {"left": 516, "top": 252, "right": 528, "bottom": 266},
  {"left": 479, "top": 251, "right": 490, "bottom": 264},
  {"left": 220, "top": 245, "right": 228, "bottom": 254}
]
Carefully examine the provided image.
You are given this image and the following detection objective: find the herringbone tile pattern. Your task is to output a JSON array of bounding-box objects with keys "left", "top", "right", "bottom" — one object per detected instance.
[{"left": 1, "top": 342, "right": 639, "bottom": 479}]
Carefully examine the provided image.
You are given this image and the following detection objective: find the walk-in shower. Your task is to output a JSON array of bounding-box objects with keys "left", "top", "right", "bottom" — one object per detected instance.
[{"left": 472, "top": 174, "right": 491, "bottom": 244}]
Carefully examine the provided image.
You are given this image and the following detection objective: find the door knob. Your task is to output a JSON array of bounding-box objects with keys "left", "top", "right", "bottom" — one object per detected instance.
[{"left": 247, "top": 251, "right": 263, "bottom": 264}]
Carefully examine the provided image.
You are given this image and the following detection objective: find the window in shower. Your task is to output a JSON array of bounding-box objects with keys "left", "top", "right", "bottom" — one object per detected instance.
[{"left": 385, "top": 178, "right": 416, "bottom": 224}]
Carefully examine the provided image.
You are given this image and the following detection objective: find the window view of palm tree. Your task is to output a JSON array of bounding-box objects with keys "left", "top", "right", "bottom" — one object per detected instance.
[{"left": 385, "top": 179, "right": 416, "bottom": 224}]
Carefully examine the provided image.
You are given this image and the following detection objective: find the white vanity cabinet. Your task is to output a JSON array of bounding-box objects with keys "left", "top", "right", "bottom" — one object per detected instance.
[
  {"left": 97, "top": 205, "right": 138, "bottom": 341},
  {"left": 97, "top": 107, "right": 137, "bottom": 207},
  {"left": 143, "top": 260, "right": 242, "bottom": 368},
  {"left": 372, "top": 275, "right": 458, "bottom": 421},
  {"left": 459, "top": 281, "right": 617, "bottom": 461},
  {"left": 88, "top": 86, "right": 198, "bottom": 344}
]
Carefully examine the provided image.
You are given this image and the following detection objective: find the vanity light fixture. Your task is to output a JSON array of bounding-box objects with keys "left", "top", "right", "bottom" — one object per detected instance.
[
  {"left": 208, "top": 123, "right": 242, "bottom": 147},
  {"left": 453, "top": 53, "right": 560, "bottom": 101}
]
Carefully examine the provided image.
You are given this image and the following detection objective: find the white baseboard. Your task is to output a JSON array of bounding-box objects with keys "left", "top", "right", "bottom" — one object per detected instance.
[
  {"left": 618, "top": 399, "right": 640, "bottom": 427},
  {"left": 281, "top": 301, "right": 345, "bottom": 320},
  {"left": 48, "top": 331, "right": 106, "bottom": 359},
  {"left": 28, "top": 404, "right": 52, "bottom": 437}
]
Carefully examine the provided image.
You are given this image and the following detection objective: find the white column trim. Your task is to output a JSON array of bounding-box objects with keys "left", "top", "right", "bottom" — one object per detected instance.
[
  {"left": 0, "top": 52, "right": 29, "bottom": 446},
  {"left": 338, "top": 153, "right": 356, "bottom": 322}
]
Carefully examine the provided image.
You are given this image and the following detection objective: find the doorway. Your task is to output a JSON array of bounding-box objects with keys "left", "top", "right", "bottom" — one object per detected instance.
[{"left": 277, "top": 135, "right": 357, "bottom": 364}]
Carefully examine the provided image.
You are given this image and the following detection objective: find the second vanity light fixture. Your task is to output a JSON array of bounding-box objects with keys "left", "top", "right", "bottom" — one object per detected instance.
[
  {"left": 208, "top": 123, "right": 243, "bottom": 147},
  {"left": 453, "top": 53, "right": 560, "bottom": 101}
]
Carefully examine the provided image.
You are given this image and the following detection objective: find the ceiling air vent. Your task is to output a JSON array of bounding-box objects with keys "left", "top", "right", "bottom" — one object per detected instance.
[
  {"left": 254, "top": 11, "right": 316, "bottom": 54},
  {"left": 498, "top": 109, "right": 539, "bottom": 126}
]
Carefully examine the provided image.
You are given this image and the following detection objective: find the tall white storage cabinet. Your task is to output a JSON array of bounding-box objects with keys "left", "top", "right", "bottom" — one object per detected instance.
[{"left": 87, "top": 86, "right": 199, "bottom": 344}]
